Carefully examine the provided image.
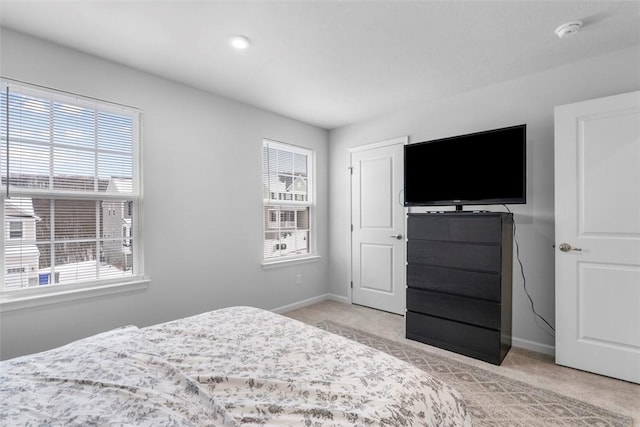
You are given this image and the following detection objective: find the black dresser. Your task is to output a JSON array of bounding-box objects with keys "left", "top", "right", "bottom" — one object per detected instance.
[{"left": 405, "top": 212, "right": 513, "bottom": 365}]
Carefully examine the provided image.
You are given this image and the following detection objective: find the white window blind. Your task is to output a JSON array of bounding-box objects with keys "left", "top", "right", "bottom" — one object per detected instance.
[
  {"left": 262, "top": 139, "right": 313, "bottom": 262},
  {"left": 1, "top": 79, "right": 142, "bottom": 291}
]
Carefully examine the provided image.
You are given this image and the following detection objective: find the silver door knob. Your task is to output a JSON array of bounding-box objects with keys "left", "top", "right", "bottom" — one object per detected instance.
[
  {"left": 391, "top": 234, "right": 403, "bottom": 240},
  {"left": 559, "top": 243, "right": 582, "bottom": 252}
]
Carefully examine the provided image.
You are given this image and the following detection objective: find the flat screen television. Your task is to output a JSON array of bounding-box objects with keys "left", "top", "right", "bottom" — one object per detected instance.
[{"left": 404, "top": 124, "right": 526, "bottom": 210}]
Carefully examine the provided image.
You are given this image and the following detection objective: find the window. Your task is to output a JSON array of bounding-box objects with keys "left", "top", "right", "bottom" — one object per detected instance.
[
  {"left": 1, "top": 79, "right": 142, "bottom": 291},
  {"left": 262, "top": 139, "right": 313, "bottom": 262},
  {"left": 8, "top": 221, "right": 22, "bottom": 239}
]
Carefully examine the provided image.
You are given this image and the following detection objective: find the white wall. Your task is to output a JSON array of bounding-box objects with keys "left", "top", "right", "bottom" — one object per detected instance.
[
  {"left": 328, "top": 46, "right": 640, "bottom": 353},
  {"left": 2, "top": 27, "right": 638, "bottom": 360},
  {"left": 0, "top": 29, "right": 329, "bottom": 360}
]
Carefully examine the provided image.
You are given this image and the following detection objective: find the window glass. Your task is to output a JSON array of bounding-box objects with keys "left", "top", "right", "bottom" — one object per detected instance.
[{"left": 8, "top": 221, "right": 22, "bottom": 239}]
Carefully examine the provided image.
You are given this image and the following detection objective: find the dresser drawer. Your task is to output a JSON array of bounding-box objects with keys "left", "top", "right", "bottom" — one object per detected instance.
[
  {"left": 407, "top": 240, "right": 501, "bottom": 272},
  {"left": 407, "top": 264, "right": 501, "bottom": 300},
  {"left": 408, "top": 214, "right": 502, "bottom": 243},
  {"left": 406, "top": 311, "right": 503, "bottom": 364},
  {"left": 407, "top": 288, "right": 501, "bottom": 330}
]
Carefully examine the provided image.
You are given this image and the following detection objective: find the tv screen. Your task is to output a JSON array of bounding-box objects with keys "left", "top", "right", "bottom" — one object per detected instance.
[{"left": 404, "top": 124, "right": 526, "bottom": 208}]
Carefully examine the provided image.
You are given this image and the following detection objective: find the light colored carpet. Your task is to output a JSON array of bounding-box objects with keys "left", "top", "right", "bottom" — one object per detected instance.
[{"left": 315, "top": 319, "right": 632, "bottom": 427}]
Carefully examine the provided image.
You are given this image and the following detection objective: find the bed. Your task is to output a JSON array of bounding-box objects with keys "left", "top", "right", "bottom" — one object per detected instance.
[{"left": 0, "top": 306, "right": 472, "bottom": 426}]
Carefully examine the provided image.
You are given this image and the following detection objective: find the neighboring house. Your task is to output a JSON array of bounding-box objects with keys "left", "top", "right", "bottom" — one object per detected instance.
[
  {"left": 4, "top": 176, "right": 132, "bottom": 288},
  {"left": 31, "top": 197, "right": 102, "bottom": 287},
  {"left": 264, "top": 176, "right": 308, "bottom": 203},
  {"left": 4, "top": 198, "right": 40, "bottom": 289},
  {"left": 264, "top": 176, "right": 309, "bottom": 258},
  {"left": 102, "top": 177, "right": 133, "bottom": 271},
  {"left": 30, "top": 175, "right": 109, "bottom": 285}
]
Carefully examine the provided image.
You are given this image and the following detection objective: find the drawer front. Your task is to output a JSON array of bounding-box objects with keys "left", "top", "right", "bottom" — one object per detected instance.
[
  {"left": 408, "top": 215, "right": 502, "bottom": 243},
  {"left": 406, "top": 311, "right": 502, "bottom": 364},
  {"left": 407, "top": 215, "right": 451, "bottom": 240},
  {"left": 407, "top": 240, "right": 501, "bottom": 272},
  {"left": 407, "top": 288, "right": 501, "bottom": 330},
  {"left": 407, "top": 264, "right": 501, "bottom": 300}
]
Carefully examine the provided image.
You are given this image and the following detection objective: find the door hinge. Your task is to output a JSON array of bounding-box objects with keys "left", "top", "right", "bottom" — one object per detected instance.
[
  {"left": 348, "top": 166, "right": 354, "bottom": 174},
  {"left": 351, "top": 224, "right": 354, "bottom": 232},
  {"left": 350, "top": 281, "right": 353, "bottom": 289}
]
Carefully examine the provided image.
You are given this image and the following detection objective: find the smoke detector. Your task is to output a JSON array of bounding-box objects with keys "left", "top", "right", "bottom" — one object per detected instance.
[{"left": 555, "top": 21, "right": 583, "bottom": 39}]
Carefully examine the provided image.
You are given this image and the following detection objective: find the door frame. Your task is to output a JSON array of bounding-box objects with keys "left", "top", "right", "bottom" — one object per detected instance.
[{"left": 347, "top": 136, "right": 408, "bottom": 305}]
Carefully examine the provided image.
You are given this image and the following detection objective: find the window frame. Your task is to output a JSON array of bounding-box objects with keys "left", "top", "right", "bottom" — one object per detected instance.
[
  {"left": 262, "top": 139, "right": 317, "bottom": 266},
  {"left": 0, "top": 79, "right": 148, "bottom": 311}
]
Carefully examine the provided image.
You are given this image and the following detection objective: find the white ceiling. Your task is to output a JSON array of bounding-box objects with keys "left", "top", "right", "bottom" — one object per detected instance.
[{"left": 1, "top": 1, "right": 638, "bottom": 129}]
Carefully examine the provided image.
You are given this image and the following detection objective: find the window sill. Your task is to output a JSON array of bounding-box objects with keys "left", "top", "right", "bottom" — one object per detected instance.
[
  {"left": 262, "top": 255, "right": 321, "bottom": 270},
  {"left": 0, "top": 278, "right": 150, "bottom": 313}
]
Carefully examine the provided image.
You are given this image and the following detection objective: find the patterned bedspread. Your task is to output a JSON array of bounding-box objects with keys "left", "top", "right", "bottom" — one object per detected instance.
[{"left": 0, "top": 306, "right": 471, "bottom": 426}]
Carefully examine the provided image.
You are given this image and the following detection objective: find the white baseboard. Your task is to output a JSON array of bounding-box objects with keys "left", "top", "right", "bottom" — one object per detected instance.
[
  {"left": 271, "top": 293, "right": 350, "bottom": 314},
  {"left": 512, "top": 336, "right": 555, "bottom": 356},
  {"left": 270, "top": 294, "right": 329, "bottom": 314},
  {"left": 325, "top": 293, "right": 349, "bottom": 304}
]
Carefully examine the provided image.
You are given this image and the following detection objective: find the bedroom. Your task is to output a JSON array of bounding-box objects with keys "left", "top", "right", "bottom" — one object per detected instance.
[{"left": 0, "top": 0, "right": 639, "bottom": 425}]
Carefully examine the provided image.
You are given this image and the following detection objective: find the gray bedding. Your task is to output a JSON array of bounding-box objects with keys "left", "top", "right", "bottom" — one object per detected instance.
[{"left": 0, "top": 306, "right": 471, "bottom": 426}]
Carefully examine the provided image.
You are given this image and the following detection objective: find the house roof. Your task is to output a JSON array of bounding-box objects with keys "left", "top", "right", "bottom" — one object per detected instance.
[
  {"left": 7, "top": 174, "right": 111, "bottom": 192},
  {"left": 265, "top": 176, "right": 307, "bottom": 195},
  {"left": 5, "top": 198, "right": 39, "bottom": 220},
  {"left": 286, "top": 176, "right": 307, "bottom": 193},
  {"left": 107, "top": 177, "right": 133, "bottom": 194}
]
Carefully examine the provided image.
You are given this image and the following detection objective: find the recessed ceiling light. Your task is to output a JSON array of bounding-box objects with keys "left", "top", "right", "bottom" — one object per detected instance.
[
  {"left": 555, "top": 21, "right": 583, "bottom": 39},
  {"left": 230, "top": 35, "right": 251, "bottom": 50}
]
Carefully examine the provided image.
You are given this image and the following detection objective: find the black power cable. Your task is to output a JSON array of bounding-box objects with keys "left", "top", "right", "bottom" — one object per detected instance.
[{"left": 503, "top": 205, "right": 555, "bottom": 333}]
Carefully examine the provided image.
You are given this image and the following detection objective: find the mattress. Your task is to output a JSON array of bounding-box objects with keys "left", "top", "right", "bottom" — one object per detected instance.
[{"left": 0, "top": 306, "right": 472, "bottom": 426}]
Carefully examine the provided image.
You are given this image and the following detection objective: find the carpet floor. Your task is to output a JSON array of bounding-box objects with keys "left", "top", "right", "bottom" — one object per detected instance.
[{"left": 315, "top": 319, "right": 632, "bottom": 427}]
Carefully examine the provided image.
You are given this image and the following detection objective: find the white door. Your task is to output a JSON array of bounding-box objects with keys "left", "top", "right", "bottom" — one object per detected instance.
[
  {"left": 350, "top": 137, "right": 406, "bottom": 315},
  {"left": 554, "top": 91, "right": 640, "bottom": 384}
]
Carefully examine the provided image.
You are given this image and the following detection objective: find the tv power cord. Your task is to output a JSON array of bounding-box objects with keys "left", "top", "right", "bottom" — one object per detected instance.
[{"left": 503, "top": 205, "right": 556, "bottom": 336}]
